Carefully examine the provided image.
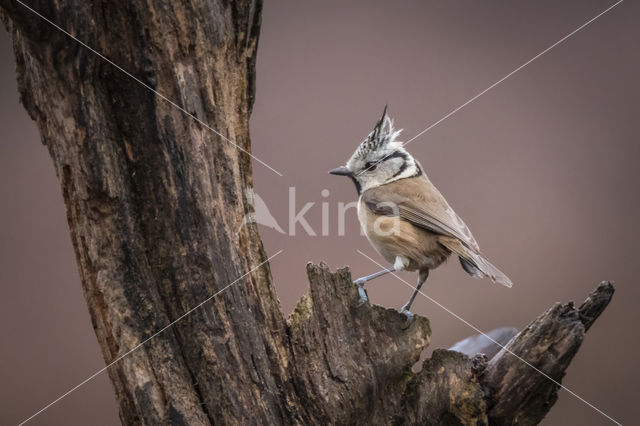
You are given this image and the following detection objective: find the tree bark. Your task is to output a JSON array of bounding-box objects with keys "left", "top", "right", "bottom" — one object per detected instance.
[{"left": 1, "top": 1, "right": 615, "bottom": 425}]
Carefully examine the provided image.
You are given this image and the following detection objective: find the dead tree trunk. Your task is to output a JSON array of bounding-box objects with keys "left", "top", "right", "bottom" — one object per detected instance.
[{"left": 1, "top": 1, "right": 614, "bottom": 425}]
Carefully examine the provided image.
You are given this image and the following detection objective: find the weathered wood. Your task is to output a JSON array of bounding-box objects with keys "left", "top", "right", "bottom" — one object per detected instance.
[
  {"left": 293, "top": 266, "right": 614, "bottom": 426},
  {"left": 1, "top": 1, "right": 615, "bottom": 425},
  {"left": 393, "top": 350, "right": 489, "bottom": 425},
  {"left": 287, "top": 263, "right": 430, "bottom": 424},
  {"left": 0, "top": 1, "right": 299, "bottom": 424},
  {"left": 481, "top": 282, "right": 615, "bottom": 426}
]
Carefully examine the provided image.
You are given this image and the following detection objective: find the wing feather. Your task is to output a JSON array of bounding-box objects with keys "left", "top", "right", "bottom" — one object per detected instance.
[
  {"left": 362, "top": 175, "right": 513, "bottom": 287},
  {"left": 362, "top": 176, "right": 479, "bottom": 251}
]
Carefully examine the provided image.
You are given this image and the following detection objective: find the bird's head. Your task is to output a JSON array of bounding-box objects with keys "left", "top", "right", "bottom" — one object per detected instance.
[{"left": 329, "top": 107, "right": 420, "bottom": 194}]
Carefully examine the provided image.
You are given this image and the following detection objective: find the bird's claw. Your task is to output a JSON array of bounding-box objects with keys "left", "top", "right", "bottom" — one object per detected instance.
[
  {"left": 400, "top": 309, "right": 414, "bottom": 321},
  {"left": 356, "top": 285, "right": 368, "bottom": 307},
  {"left": 399, "top": 305, "right": 415, "bottom": 328}
]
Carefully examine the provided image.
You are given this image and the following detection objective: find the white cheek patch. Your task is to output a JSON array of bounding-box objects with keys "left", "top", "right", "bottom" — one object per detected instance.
[{"left": 359, "top": 173, "right": 387, "bottom": 193}]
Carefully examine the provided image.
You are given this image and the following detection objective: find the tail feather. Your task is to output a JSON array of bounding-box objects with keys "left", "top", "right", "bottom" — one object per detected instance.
[{"left": 440, "top": 237, "right": 513, "bottom": 288}]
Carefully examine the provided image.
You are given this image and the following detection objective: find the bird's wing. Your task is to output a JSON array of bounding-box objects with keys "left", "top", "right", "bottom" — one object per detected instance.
[
  {"left": 362, "top": 176, "right": 513, "bottom": 287},
  {"left": 362, "top": 176, "right": 480, "bottom": 251}
]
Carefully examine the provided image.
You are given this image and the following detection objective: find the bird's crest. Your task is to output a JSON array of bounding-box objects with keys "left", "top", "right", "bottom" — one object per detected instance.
[{"left": 353, "top": 106, "right": 403, "bottom": 160}]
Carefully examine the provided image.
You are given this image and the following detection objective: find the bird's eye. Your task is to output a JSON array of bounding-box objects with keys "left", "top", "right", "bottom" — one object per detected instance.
[{"left": 364, "top": 161, "right": 377, "bottom": 171}]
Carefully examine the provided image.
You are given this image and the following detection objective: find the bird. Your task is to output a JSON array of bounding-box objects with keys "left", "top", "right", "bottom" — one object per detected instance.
[{"left": 329, "top": 107, "right": 512, "bottom": 319}]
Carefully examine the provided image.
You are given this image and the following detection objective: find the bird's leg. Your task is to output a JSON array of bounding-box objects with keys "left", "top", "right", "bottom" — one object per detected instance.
[
  {"left": 353, "top": 267, "right": 396, "bottom": 306},
  {"left": 353, "top": 267, "right": 396, "bottom": 286},
  {"left": 353, "top": 256, "right": 409, "bottom": 307},
  {"left": 400, "top": 269, "right": 429, "bottom": 321}
]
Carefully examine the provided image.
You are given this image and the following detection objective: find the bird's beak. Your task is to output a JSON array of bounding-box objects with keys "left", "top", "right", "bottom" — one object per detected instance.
[{"left": 328, "top": 166, "right": 353, "bottom": 177}]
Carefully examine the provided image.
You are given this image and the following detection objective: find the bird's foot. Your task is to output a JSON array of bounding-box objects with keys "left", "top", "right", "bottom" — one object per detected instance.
[
  {"left": 400, "top": 310, "right": 414, "bottom": 329},
  {"left": 399, "top": 303, "right": 415, "bottom": 328},
  {"left": 400, "top": 309, "right": 414, "bottom": 321},
  {"left": 356, "top": 285, "right": 369, "bottom": 307}
]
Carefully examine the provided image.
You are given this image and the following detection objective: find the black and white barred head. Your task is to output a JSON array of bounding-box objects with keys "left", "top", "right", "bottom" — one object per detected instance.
[
  {"left": 349, "top": 106, "right": 403, "bottom": 163},
  {"left": 343, "top": 107, "right": 421, "bottom": 194}
]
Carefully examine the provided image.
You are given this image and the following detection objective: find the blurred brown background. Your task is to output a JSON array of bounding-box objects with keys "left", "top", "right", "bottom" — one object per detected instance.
[{"left": 1, "top": 0, "right": 638, "bottom": 424}]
